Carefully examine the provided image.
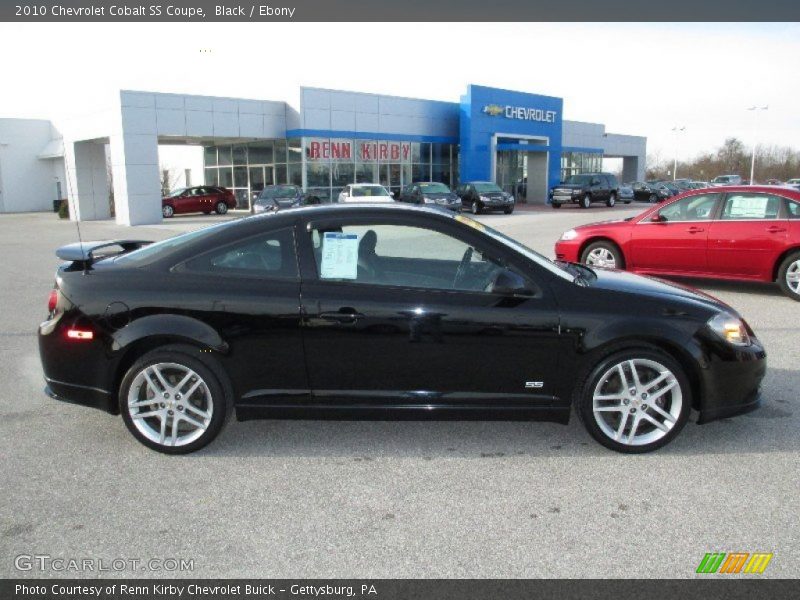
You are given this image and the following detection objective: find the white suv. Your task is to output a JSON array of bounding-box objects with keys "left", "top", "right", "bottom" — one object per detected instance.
[{"left": 337, "top": 184, "right": 394, "bottom": 203}]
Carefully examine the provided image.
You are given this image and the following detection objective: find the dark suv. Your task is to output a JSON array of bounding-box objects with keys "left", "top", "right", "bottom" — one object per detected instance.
[
  {"left": 398, "top": 182, "right": 462, "bottom": 211},
  {"left": 550, "top": 173, "right": 620, "bottom": 209},
  {"left": 252, "top": 185, "right": 321, "bottom": 214}
]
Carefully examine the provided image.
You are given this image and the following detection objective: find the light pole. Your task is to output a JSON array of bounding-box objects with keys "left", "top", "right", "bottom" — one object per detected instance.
[
  {"left": 671, "top": 126, "right": 685, "bottom": 181},
  {"left": 747, "top": 105, "right": 768, "bottom": 185}
]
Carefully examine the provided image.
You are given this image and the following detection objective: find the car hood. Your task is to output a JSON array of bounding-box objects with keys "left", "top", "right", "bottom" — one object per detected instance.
[{"left": 588, "top": 267, "right": 731, "bottom": 312}]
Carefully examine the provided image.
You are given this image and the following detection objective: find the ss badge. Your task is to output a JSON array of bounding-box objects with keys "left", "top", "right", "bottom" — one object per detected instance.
[{"left": 525, "top": 381, "right": 544, "bottom": 389}]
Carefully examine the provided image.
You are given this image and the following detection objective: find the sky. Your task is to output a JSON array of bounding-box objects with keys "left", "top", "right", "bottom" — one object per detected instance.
[{"left": 1, "top": 22, "right": 798, "bottom": 161}]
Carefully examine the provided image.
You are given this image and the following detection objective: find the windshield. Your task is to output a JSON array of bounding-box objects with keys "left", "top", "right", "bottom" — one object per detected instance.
[
  {"left": 473, "top": 182, "right": 503, "bottom": 193},
  {"left": 454, "top": 215, "right": 573, "bottom": 282},
  {"left": 115, "top": 220, "right": 237, "bottom": 265},
  {"left": 258, "top": 185, "right": 296, "bottom": 200},
  {"left": 352, "top": 186, "right": 390, "bottom": 197},
  {"left": 563, "top": 175, "right": 593, "bottom": 185},
  {"left": 418, "top": 183, "right": 451, "bottom": 194},
  {"left": 167, "top": 188, "right": 188, "bottom": 197}
]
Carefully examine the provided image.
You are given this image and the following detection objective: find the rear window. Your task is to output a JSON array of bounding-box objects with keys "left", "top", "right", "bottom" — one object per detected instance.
[
  {"left": 115, "top": 221, "right": 237, "bottom": 265},
  {"left": 785, "top": 199, "right": 800, "bottom": 218}
]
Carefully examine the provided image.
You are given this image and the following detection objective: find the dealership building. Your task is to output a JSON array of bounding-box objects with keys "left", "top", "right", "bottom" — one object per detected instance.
[{"left": 0, "top": 85, "right": 646, "bottom": 225}]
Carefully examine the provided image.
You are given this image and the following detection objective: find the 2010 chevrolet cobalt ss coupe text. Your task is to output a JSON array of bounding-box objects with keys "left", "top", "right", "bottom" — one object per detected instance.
[{"left": 39, "top": 205, "right": 766, "bottom": 454}]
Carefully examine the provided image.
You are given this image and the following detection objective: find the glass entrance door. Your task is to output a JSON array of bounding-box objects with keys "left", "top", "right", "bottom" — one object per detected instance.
[{"left": 496, "top": 151, "right": 525, "bottom": 198}]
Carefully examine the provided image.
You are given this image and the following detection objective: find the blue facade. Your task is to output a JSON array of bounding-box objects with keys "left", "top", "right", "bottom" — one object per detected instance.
[{"left": 460, "top": 85, "right": 563, "bottom": 190}]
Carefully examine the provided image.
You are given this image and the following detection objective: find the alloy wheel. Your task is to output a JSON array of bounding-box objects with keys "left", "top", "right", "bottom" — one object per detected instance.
[
  {"left": 786, "top": 260, "right": 800, "bottom": 294},
  {"left": 216, "top": 202, "right": 228, "bottom": 214},
  {"left": 585, "top": 247, "right": 617, "bottom": 269},
  {"left": 126, "top": 362, "right": 213, "bottom": 447},
  {"left": 162, "top": 205, "right": 174, "bottom": 218},
  {"left": 592, "top": 358, "right": 682, "bottom": 447}
]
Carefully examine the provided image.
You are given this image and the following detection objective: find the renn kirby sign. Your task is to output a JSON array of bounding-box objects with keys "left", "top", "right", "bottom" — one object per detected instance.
[
  {"left": 307, "top": 140, "right": 411, "bottom": 161},
  {"left": 482, "top": 104, "right": 557, "bottom": 123}
]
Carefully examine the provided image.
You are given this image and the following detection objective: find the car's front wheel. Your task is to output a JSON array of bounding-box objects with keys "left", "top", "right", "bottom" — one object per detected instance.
[
  {"left": 579, "top": 194, "right": 591, "bottom": 209},
  {"left": 777, "top": 251, "right": 800, "bottom": 301},
  {"left": 649, "top": 193, "right": 657, "bottom": 203},
  {"left": 162, "top": 204, "right": 174, "bottom": 218},
  {"left": 606, "top": 192, "right": 616, "bottom": 207},
  {"left": 580, "top": 241, "right": 624, "bottom": 269},
  {"left": 577, "top": 349, "right": 691, "bottom": 453},
  {"left": 215, "top": 201, "right": 229, "bottom": 215},
  {"left": 119, "top": 345, "right": 229, "bottom": 454}
]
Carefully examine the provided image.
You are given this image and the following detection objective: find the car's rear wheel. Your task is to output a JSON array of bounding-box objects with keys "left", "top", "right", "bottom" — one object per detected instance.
[
  {"left": 580, "top": 194, "right": 591, "bottom": 209},
  {"left": 577, "top": 349, "right": 691, "bottom": 453},
  {"left": 551, "top": 202, "right": 561, "bottom": 209},
  {"left": 119, "top": 346, "right": 229, "bottom": 454},
  {"left": 215, "top": 201, "right": 228, "bottom": 215},
  {"left": 777, "top": 251, "right": 800, "bottom": 301},
  {"left": 504, "top": 205, "right": 514, "bottom": 214},
  {"left": 162, "top": 205, "right": 174, "bottom": 218},
  {"left": 606, "top": 192, "right": 616, "bottom": 207},
  {"left": 471, "top": 200, "right": 482, "bottom": 215},
  {"left": 580, "top": 241, "right": 624, "bottom": 269},
  {"left": 649, "top": 193, "right": 657, "bottom": 203}
]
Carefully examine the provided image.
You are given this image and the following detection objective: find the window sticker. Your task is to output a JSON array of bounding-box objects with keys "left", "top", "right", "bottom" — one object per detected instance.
[
  {"left": 320, "top": 232, "right": 360, "bottom": 280},
  {"left": 727, "top": 196, "right": 769, "bottom": 218}
]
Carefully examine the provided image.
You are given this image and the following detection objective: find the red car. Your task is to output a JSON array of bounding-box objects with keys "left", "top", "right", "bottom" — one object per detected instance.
[
  {"left": 162, "top": 186, "right": 237, "bottom": 218},
  {"left": 555, "top": 186, "right": 800, "bottom": 301}
]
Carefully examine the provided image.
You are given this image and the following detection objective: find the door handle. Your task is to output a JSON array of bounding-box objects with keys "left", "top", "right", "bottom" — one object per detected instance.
[
  {"left": 767, "top": 226, "right": 787, "bottom": 233},
  {"left": 686, "top": 226, "right": 705, "bottom": 233},
  {"left": 319, "top": 309, "right": 364, "bottom": 324}
]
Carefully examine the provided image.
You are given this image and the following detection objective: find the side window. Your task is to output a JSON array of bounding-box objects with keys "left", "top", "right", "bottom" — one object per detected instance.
[
  {"left": 181, "top": 227, "right": 297, "bottom": 279},
  {"left": 311, "top": 223, "right": 529, "bottom": 294},
  {"left": 786, "top": 199, "right": 800, "bottom": 218},
  {"left": 721, "top": 194, "right": 782, "bottom": 220},
  {"left": 658, "top": 194, "right": 719, "bottom": 222}
]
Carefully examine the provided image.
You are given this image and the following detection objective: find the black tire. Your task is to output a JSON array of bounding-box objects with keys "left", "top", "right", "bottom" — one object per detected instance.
[
  {"left": 119, "top": 344, "right": 231, "bottom": 454},
  {"left": 471, "top": 200, "right": 482, "bottom": 215},
  {"left": 606, "top": 192, "right": 617, "bottom": 207},
  {"left": 649, "top": 193, "right": 657, "bottom": 203},
  {"left": 576, "top": 347, "right": 691, "bottom": 453},
  {"left": 551, "top": 202, "right": 561, "bottom": 209},
  {"left": 777, "top": 250, "right": 800, "bottom": 301},
  {"left": 579, "top": 194, "right": 591, "bottom": 209},
  {"left": 624, "top": 199, "right": 632, "bottom": 204},
  {"left": 580, "top": 240, "right": 625, "bottom": 270},
  {"left": 203, "top": 211, "right": 212, "bottom": 215},
  {"left": 306, "top": 196, "right": 321, "bottom": 205},
  {"left": 504, "top": 206, "right": 514, "bottom": 215},
  {"left": 215, "top": 201, "right": 229, "bottom": 215},
  {"left": 162, "top": 205, "right": 174, "bottom": 218}
]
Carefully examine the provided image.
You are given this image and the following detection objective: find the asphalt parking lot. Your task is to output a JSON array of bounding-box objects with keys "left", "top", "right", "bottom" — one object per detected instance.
[{"left": 0, "top": 204, "right": 797, "bottom": 579}]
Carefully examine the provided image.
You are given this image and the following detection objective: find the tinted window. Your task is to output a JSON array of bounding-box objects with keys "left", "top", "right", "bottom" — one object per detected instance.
[
  {"left": 786, "top": 200, "right": 800, "bottom": 218},
  {"left": 658, "top": 194, "right": 719, "bottom": 222},
  {"left": 721, "top": 194, "right": 782, "bottom": 220},
  {"left": 181, "top": 227, "right": 297, "bottom": 279},
  {"left": 473, "top": 182, "right": 503, "bottom": 193},
  {"left": 311, "top": 223, "right": 516, "bottom": 293}
]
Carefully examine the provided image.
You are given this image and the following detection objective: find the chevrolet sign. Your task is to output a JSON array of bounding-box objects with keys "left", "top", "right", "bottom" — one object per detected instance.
[{"left": 482, "top": 104, "right": 558, "bottom": 123}]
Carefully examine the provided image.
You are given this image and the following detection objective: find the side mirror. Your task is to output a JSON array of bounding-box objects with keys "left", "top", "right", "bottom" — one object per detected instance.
[
  {"left": 650, "top": 213, "right": 666, "bottom": 222},
  {"left": 490, "top": 270, "right": 533, "bottom": 296}
]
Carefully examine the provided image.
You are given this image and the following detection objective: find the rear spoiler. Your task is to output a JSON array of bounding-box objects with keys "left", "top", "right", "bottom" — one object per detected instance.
[{"left": 56, "top": 240, "right": 152, "bottom": 267}]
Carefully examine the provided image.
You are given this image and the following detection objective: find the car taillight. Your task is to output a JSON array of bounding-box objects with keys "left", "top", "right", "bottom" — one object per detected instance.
[
  {"left": 66, "top": 328, "right": 94, "bottom": 341},
  {"left": 48, "top": 289, "right": 58, "bottom": 313}
]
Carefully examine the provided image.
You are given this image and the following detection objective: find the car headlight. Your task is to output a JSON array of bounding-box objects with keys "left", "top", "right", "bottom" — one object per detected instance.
[
  {"left": 423, "top": 197, "right": 436, "bottom": 204},
  {"left": 707, "top": 312, "right": 751, "bottom": 346},
  {"left": 480, "top": 195, "right": 490, "bottom": 202},
  {"left": 560, "top": 229, "right": 579, "bottom": 241}
]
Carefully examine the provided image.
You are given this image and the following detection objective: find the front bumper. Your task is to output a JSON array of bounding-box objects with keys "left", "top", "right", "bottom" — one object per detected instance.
[
  {"left": 694, "top": 336, "right": 767, "bottom": 424},
  {"left": 554, "top": 239, "right": 582, "bottom": 262}
]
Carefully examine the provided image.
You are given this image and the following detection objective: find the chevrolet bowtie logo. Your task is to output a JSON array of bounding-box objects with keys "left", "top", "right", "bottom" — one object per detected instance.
[{"left": 482, "top": 104, "right": 504, "bottom": 117}]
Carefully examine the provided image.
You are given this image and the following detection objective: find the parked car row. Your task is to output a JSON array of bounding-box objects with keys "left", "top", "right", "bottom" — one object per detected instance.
[{"left": 555, "top": 185, "right": 800, "bottom": 301}]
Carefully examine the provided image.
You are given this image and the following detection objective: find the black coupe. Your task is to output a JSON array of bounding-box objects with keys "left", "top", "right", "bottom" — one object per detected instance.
[{"left": 39, "top": 204, "right": 765, "bottom": 454}]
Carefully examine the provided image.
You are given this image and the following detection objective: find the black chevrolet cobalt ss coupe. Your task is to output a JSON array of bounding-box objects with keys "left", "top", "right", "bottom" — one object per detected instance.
[{"left": 39, "top": 204, "right": 766, "bottom": 454}]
